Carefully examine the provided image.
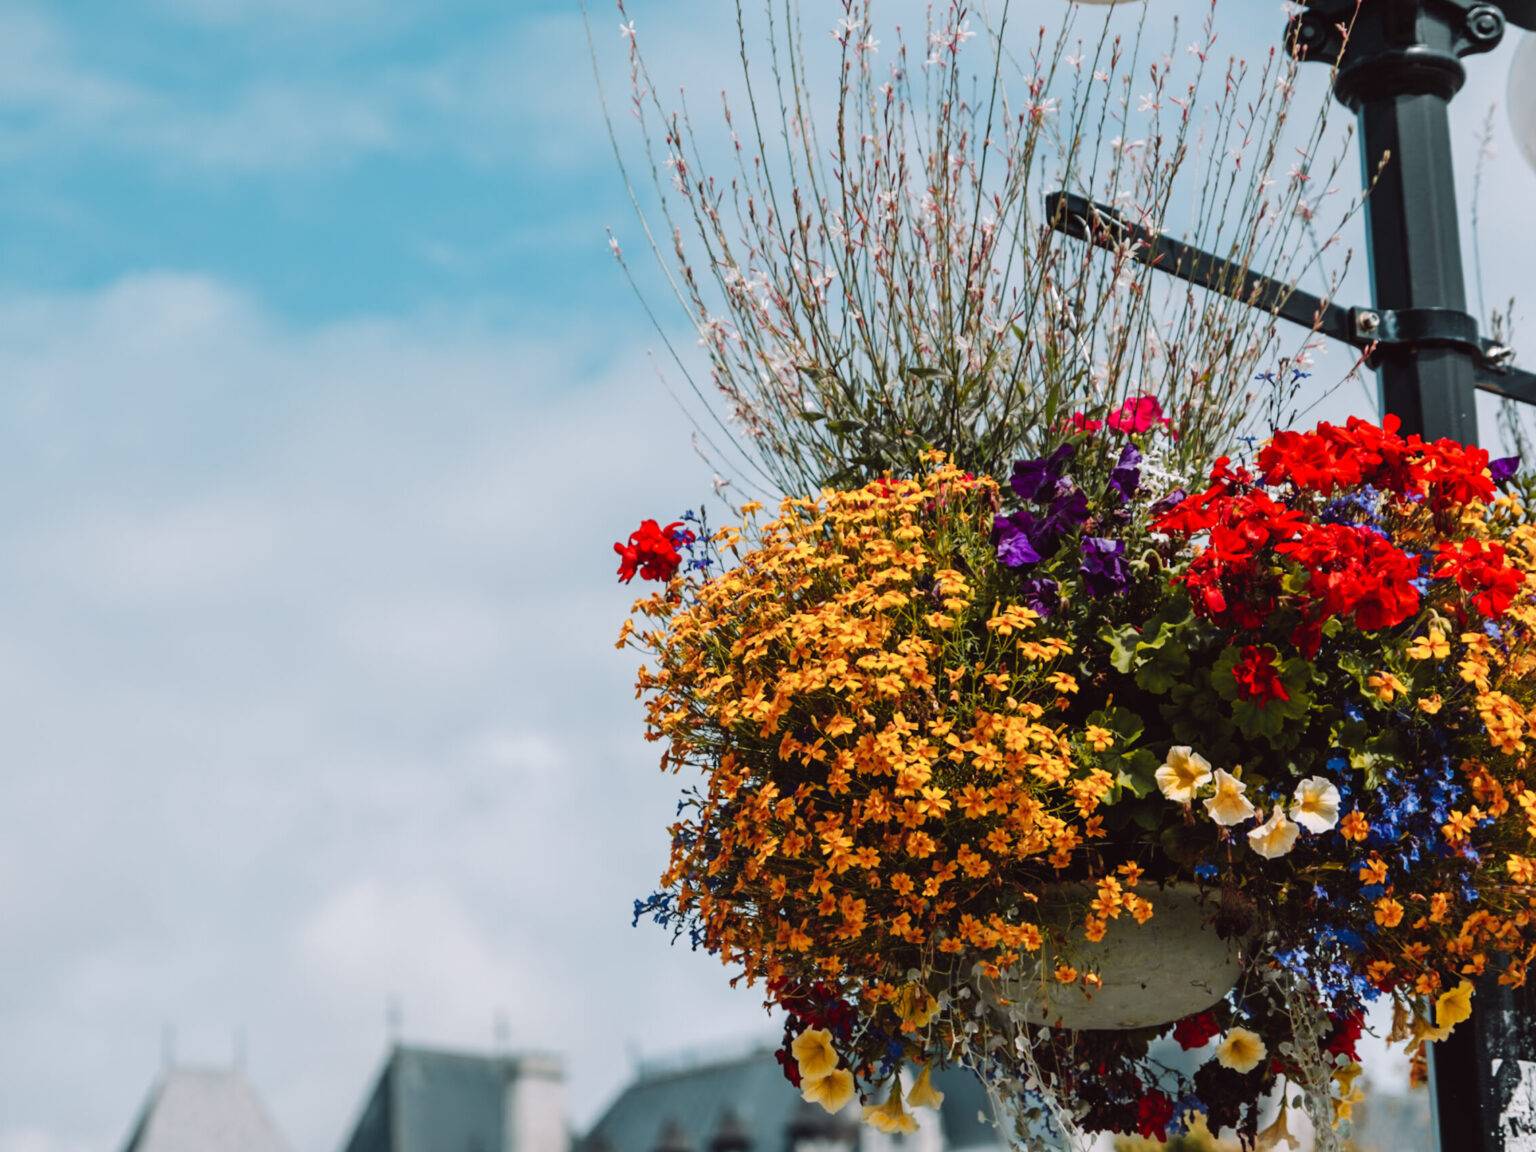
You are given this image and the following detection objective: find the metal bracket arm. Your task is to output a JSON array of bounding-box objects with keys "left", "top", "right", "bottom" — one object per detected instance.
[{"left": 1045, "top": 190, "right": 1536, "bottom": 408}]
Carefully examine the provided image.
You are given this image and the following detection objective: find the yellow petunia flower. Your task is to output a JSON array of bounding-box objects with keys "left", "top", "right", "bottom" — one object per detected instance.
[
  {"left": 791, "top": 1027, "right": 839, "bottom": 1080},
  {"left": 1332, "top": 1062, "right": 1365, "bottom": 1126},
  {"left": 1156, "top": 746, "right": 1213, "bottom": 804},
  {"left": 1215, "top": 1027, "right": 1267, "bottom": 1074},
  {"left": 1436, "top": 981, "right": 1475, "bottom": 1033},
  {"left": 895, "top": 982, "right": 939, "bottom": 1029},
  {"left": 907, "top": 1064, "right": 945, "bottom": 1110},
  {"left": 1254, "top": 1102, "right": 1295, "bottom": 1151},
  {"left": 862, "top": 1080, "right": 919, "bottom": 1135},
  {"left": 801, "top": 1068, "right": 855, "bottom": 1113}
]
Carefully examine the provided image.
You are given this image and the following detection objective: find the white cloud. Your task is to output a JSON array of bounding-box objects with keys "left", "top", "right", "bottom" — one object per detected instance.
[
  {"left": 298, "top": 878, "right": 523, "bottom": 1035},
  {"left": 0, "top": 1130, "right": 91, "bottom": 1152},
  {"left": 147, "top": 84, "right": 398, "bottom": 172},
  {"left": 154, "top": 0, "right": 406, "bottom": 26},
  {"left": 0, "top": 271, "right": 764, "bottom": 1152},
  {"left": 0, "top": 4, "right": 144, "bottom": 121}
]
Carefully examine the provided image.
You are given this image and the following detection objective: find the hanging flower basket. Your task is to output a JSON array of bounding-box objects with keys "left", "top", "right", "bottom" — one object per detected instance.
[
  {"left": 986, "top": 883, "right": 1246, "bottom": 1031},
  {"left": 616, "top": 409, "right": 1536, "bottom": 1149}
]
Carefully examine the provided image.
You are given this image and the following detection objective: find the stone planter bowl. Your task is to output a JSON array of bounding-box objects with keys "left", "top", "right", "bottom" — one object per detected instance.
[{"left": 985, "top": 882, "right": 1246, "bottom": 1031}]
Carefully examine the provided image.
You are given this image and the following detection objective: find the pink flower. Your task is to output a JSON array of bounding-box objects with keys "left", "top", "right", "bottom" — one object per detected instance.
[
  {"left": 1106, "top": 394, "right": 1172, "bottom": 436},
  {"left": 1067, "top": 412, "right": 1104, "bottom": 433}
]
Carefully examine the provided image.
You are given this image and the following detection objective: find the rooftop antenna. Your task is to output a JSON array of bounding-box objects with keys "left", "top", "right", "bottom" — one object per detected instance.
[
  {"left": 385, "top": 995, "right": 404, "bottom": 1048},
  {"left": 493, "top": 1011, "right": 512, "bottom": 1056}
]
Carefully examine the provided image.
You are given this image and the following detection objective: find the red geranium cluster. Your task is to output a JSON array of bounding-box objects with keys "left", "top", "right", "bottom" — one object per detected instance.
[
  {"left": 1275, "top": 522, "right": 1422, "bottom": 633},
  {"left": 1154, "top": 474, "right": 1304, "bottom": 626},
  {"left": 1153, "top": 417, "right": 1520, "bottom": 648},
  {"left": 1323, "top": 1011, "right": 1364, "bottom": 1061},
  {"left": 614, "top": 519, "right": 694, "bottom": 584},
  {"left": 1258, "top": 413, "right": 1497, "bottom": 511},
  {"left": 1135, "top": 1090, "right": 1176, "bottom": 1141}
]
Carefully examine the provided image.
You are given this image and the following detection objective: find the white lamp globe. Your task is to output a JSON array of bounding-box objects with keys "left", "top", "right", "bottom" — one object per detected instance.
[{"left": 1513, "top": 35, "right": 1536, "bottom": 174}]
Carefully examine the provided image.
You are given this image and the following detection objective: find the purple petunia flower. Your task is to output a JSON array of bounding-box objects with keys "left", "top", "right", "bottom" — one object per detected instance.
[
  {"left": 1037, "top": 489, "right": 1090, "bottom": 546},
  {"left": 1080, "top": 536, "right": 1128, "bottom": 597},
  {"left": 1148, "top": 488, "right": 1187, "bottom": 519},
  {"left": 1018, "top": 577, "right": 1061, "bottom": 617},
  {"left": 994, "top": 512, "right": 1042, "bottom": 568},
  {"left": 1010, "top": 444, "right": 1077, "bottom": 503},
  {"left": 1108, "top": 442, "right": 1142, "bottom": 502},
  {"left": 1491, "top": 456, "right": 1520, "bottom": 484}
]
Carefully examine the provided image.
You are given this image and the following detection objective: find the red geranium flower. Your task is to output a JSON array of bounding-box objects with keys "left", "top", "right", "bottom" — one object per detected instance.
[
  {"left": 1232, "top": 645, "right": 1290, "bottom": 706},
  {"left": 1435, "top": 539, "right": 1525, "bottom": 617},
  {"left": 1258, "top": 414, "right": 1423, "bottom": 497},
  {"left": 1324, "top": 1011, "right": 1364, "bottom": 1060},
  {"left": 614, "top": 519, "right": 693, "bottom": 584},
  {"left": 1419, "top": 437, "right": 1497, "bottom": 510},
  {"left": 1135, "top": 1090, "right": 1175, "bottom": 1142},
  {"left": 1172, "top": 1010, "right": 1221, "bottom": 1050},
  {"left": 1068, "top": 411, "right": 1104, "bottom": 433}
]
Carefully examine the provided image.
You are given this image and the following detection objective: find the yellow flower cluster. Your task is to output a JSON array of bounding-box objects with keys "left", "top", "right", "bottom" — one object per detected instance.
[{"left": 626, "top": 459, "right": 1123, "bottom": 1026}]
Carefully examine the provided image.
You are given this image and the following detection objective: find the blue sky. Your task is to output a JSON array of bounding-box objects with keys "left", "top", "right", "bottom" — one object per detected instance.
[
  {"left": 0, "top": 0, "right": 640, "bottom": 329},
  {"left": 0, "top": 3, "right": 1532, "bottom": 1152}
]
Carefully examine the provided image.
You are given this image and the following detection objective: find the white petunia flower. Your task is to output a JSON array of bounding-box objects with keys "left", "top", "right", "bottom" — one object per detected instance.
[
  {"left": 1248, "top": 808, "right": 1301, "bottom": 860},
  {"left": 1155, "top": 746, "right": 1213, "bottom": 804},
  {"left": 1204, "top": 769, "right": 1257, "bottom": 827},
  {"left": 1290, "top": 776, "right": 1341, "bottom": 833}
]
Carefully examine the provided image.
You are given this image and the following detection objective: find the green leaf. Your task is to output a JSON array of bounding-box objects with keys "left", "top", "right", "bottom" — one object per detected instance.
[
  {"left": 1135, "top": 642, "right": 1190, "bottom": 695},
  {"left": 1088, "top": 706, "right": 1145, "bottom": 746},
  {"left": 1117, "top": 748, "right": 1162, "bottom": 799},
  {"left": 1102, "top": 624, "right": 1141, "bottom": 674}
]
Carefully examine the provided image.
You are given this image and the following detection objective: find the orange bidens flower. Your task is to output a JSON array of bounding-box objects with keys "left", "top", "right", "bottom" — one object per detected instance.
[
  {"left": 1340, "top": 811, "right": 1371, "bottom": 842},
  {"left": 1375, "top": 896, "right": 1406, "bottom": 929}
]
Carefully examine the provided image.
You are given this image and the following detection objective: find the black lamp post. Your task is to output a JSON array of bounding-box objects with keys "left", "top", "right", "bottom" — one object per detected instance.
[
  {"left": 1050, "top": 0, "right": 1536, "bottom": 1147},
  {"left": 1288, "top": 6, "right": 1535, "bottom": 1148}
]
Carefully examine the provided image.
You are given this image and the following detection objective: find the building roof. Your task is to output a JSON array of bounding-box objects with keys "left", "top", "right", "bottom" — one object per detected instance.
[
  {"left": 582, "top": 1048, "right": 999, "bottom": 1152},
  {"left": 119, "top": 1067, "right": 292, "bottom": 1152},
  {"left": 338, "top": 1044, "right": 564, "bottom": 1152}
]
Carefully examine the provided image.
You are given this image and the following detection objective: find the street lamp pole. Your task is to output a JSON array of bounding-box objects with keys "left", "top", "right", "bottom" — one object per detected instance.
[
  {"left": 1290, "top": 4, "right": 1534, "bottom": 1150},
  {"left": 1055, "top": 0, "right": 1536, "bottom": 1146}
]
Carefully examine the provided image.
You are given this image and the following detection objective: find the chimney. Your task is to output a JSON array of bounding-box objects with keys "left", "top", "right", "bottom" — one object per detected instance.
[
  {"left": 709, "top": 1110, "right": 752, "bottom": 1152},
  {"left": 503, "top": 1054, "right": 568, "bottom": 1152},
  {"left": 653, "top": 1119, "right": 694, "bottom": 1152}
]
